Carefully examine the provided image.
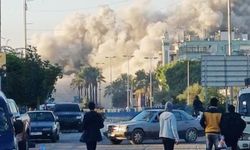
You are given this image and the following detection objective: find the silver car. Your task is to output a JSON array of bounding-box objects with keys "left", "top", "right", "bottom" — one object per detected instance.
[{"left": 105, "top": 109, "right": 204, "bottom": 144}]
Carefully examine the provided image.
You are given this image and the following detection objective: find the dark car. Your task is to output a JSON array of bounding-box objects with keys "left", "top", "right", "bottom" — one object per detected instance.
[
  {"left": 0, "top": 92, "right": 17, "bottom": 150},
  {"left": 105, "top": 109, "right": 204, "bottom": 144},
  {"left": 53, "top": 103, "right": 83, "bottom": 132},
  {"left": 28, "top": 111, "right": 60, "bottom": 142}
]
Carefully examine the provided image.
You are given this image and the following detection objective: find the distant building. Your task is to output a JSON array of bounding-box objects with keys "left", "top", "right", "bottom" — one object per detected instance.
[{"left": 161, "top": 30, "right": 250, "bottom": 63}]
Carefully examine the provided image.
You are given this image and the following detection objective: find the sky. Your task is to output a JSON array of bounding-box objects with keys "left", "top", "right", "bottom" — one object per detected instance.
[{"left": 2, "top": 0, "right": 173, "bottom": 48}]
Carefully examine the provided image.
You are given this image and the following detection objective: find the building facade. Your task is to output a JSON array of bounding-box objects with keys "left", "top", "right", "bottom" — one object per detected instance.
[{"left": 162, "top": 30, "right": 250, "bottom": 63}]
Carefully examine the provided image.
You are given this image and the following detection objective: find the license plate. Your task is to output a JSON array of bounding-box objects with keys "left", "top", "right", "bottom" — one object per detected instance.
[{"left": 30, "top": 132, "right": 42, "bottom": 135}]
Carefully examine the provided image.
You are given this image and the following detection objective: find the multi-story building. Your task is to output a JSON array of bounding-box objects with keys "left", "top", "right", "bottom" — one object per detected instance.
[{"left": 161, "top": 30, "right": 250, "bottom": 63}]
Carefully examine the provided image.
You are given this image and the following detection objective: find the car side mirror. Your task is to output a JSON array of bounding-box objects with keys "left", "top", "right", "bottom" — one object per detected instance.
[{"left": 55, "top": 116, "right": 59, "bottom": 121}]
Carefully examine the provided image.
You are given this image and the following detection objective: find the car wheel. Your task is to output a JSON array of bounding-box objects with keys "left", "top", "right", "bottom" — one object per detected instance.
[
  {"left": 110, "top": 139, "right": 122, "bottom": 144},
  {"left": 130, "top": 129, "right": 144, "bottom": 144},
  {"left": 184, "top": 128, "right": 198, "bottom": 143}
]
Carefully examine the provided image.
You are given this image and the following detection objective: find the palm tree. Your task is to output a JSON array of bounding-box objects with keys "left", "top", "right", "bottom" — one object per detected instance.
[
  {"left": 70, "top": 72, "right": 84, "bottom": 102},
  {"left": 81, "top": 66, "right": 104, "bottom": 104},
  {"left": 133, "top": 70, "right": 150, "bottom": 107}
]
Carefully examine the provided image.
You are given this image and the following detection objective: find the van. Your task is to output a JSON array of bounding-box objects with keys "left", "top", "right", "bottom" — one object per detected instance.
[{"left": 0, "top": 92, "right": 17, "bottom": 150}]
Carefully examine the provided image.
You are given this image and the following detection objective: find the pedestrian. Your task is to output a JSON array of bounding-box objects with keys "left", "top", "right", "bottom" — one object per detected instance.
[
  {"left": 159, "top": 101, "right": 179, "bottom": 150},
  {"left": 200, "top": 97, "right": 222, "bottom": 150},
  {"left": 81, "top": 102, "right": 104, "bottom": 150},
  {"left": 220, "top": 105, "right": 246, "bottom": 150},
  {"left": 193, "top": 95, "right": 203, "bottom": 117}
]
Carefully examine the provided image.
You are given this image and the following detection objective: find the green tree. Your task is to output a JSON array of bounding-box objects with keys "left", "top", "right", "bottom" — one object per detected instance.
[
  {"left": 177, "top": 83, "right": 203, "bottom": 104},
  {"left": 2, "top": 47, "right": 62, "bottom": 107},
  {"left": 72, "top": 66, "right": 104, "bottom": 105},
  {"left": 105, "top": 74, "right": 131, "bottom": 108},
  {"left": 70, "top": 71, "right": 84, "bottom": 100},
  {"left": 163, "top": 60, "right": 201, "bottom": 100}
]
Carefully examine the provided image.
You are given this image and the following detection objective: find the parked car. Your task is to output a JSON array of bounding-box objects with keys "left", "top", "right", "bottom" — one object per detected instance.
[
  {"left": 105, "top": 109, "right": 204, "bottom": 144},
  {"left": 0, "top": 92, "right": 18, "bottom": 150},
  {"left": 27, "top": 111, "right": 60, "bottom": 142},
  {"left": 7, "top": 98, "right": 31, "bottom": 150},
  {"left": 53, "top": 103, "right": 83, "bottom": 132}
]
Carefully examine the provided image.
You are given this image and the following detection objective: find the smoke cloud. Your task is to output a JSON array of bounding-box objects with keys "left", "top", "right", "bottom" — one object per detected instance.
[{"left": 32, "top": 0, "right": 250, "bottom": 102}]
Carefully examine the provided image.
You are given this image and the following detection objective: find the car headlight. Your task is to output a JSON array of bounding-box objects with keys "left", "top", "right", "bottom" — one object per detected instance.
[
  {"left": 42, "top": 127, "right": 51, "bottom": 131},
  {"left": 242, "top": 133, "right": 250, "bottom": 140},
  {"left": 76, "top": 116, "right": 82, "bottom": 119},
  {"left": 113, "top": 125, "right": 128, "bottom": 132}
]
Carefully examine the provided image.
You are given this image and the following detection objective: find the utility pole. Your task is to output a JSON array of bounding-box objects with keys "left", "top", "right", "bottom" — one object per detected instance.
[
  {"left": 228, "top": 0, "right": 233, "bottom": 105},
  {"left": 24, "top": 0, "right": 27, "bottom": 56}
]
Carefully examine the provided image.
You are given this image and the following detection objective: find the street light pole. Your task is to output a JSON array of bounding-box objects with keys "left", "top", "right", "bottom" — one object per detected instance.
[
  {"left": 96, "top": 63, "right": 104, "bottom": 106},
  {"left": 105, "top": 56, "right": 116, "bottom": 83},
  {"left": 187, "top": 60, "right": 190, "bottom": 105},
  {"left": 144, "top": 56, "right": 158, "bottom": 108},
  {"left": 123, "top": 55, "right": 134, "bottom": 109}
]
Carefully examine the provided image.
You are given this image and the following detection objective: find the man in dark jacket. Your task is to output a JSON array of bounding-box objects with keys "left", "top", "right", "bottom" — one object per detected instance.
[
  {"left": 82, "top": 102, "right": 104, "bottom": 150},
  {"left": 193, "top": 95, "right": 203, "bottom": 117},
  {"left": 220, "top": 105, "right": 246, "bottom": 150},
  {"left": 200, "top": 97, "right": 222, "bottom": 150}
]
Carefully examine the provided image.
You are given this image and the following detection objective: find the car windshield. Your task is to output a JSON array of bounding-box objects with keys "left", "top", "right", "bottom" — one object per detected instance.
[
  {"left": 131, "top": 110, "right": 156, "bottom": 122},
  {"left": 54, "top": 104, "right": 80, "bottom": 112},
  {"left": 28, "top": 112, "right": 54, "bottom": 122},
  {"left": 0, "top": 107, "right": 9, "bottom": 132}
]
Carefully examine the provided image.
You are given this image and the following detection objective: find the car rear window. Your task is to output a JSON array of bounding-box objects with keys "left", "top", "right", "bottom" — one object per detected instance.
[
  {"left": 131, "top": 110, "right": 156, "bottom": 122},
  {"left": 54, "top": 104, "right": 80, "bottom": 112},
  {"left": 28, "top": 112, "right": 55, "bottom": 122}
]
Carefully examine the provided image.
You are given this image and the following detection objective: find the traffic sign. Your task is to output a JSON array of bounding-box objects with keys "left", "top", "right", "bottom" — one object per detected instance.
[{"left": 201, "top": 55, "right": 250, "bottom": 87}]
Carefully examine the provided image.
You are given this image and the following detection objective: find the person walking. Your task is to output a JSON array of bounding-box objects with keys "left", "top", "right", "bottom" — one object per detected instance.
[
  {"left": 81, "top": 102, "right": 104, "bottom": 150},
  {"left": 159, "top": 101, "right": 179, "bottom": 150},
  {"left": 200, "top": 97, "right": 222, "bottom": 150},
  {"left": 193, "top": 95, "right": 204, "bottom": 117},
  {"left": 220, "top": 105, "right": 246, "bottom": 150}
]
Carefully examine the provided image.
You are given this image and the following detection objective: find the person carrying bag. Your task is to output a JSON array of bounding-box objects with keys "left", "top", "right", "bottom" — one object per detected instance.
[{"left": 80, "top": 102, "right": 104, "bottom": 150}]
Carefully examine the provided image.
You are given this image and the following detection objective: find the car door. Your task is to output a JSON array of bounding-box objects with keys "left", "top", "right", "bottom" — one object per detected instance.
[
  {"left": 172, "top": 111, "right": 186, "bottom": 133},
  {"left": 0, "top": 100, "right": 15, "bottom": 150},
  {"left": 149, "top": 111, "right": 162, "bottom": 139}
]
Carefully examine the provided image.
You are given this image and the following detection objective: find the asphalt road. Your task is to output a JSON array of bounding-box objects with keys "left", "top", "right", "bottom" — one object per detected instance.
[{"left": 30, "top": 131, "right": 206, "bottom": 150}]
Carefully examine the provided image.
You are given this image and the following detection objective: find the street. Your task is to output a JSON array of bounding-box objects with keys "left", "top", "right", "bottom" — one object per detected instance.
[{"left": 30, "top": 131, "right": 206, "bottom": 150}]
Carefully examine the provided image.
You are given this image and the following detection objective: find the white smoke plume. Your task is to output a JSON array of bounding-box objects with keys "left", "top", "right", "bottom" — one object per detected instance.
[{"left": 32, "top": 0, "right": 250, "bottom": 102}]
